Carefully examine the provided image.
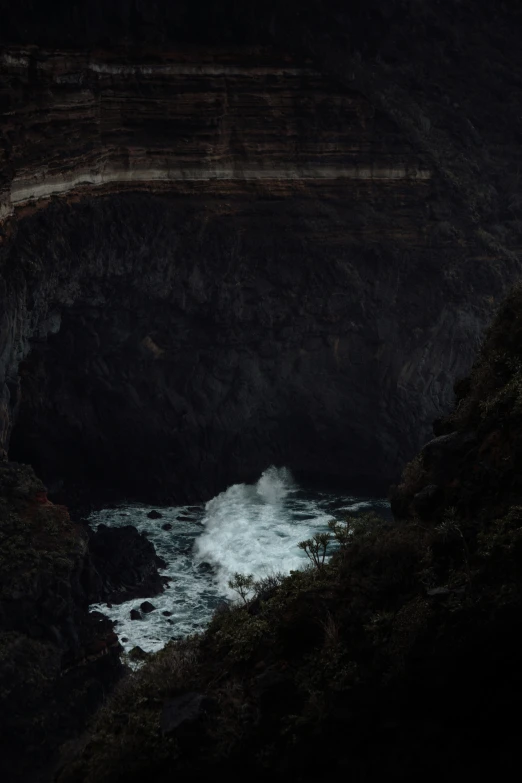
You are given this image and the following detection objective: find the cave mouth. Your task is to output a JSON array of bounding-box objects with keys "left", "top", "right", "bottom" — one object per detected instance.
[
  {"left": 2, "top": 192, "right": 453, "bottom": 507},
  {"left": 9, "top": 296, "right": 387, "bottom": 508},
  {"left": 3, "top": 194, "right": 402, "bottom": 508}
]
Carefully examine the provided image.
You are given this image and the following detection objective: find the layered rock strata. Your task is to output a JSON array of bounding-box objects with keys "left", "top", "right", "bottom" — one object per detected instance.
[
  {"left": 0, "top": 47, "right": 429, "bottom": 225},
  {"left": 0, "top": 45, "right": 520, "bottom": 502}
]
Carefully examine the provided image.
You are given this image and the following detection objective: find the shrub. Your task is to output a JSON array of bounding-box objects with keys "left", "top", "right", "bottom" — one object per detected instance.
[
  {"left": 298, "top": 533, "right": 330, "bottom": 569},
  {"left": 228, "top": 573, "right": 255, "bottom": 604}
]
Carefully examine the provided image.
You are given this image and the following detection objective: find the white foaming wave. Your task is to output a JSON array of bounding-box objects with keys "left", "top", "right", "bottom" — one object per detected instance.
[
  {"left": 193, "top": 466, "right": 328, "bottom": 595},
  {"left": 256, "top": 465, "right": 294, "bottom": 503},
  {"left": 87, "top": 469, "right": 390, "bottom": 654}
]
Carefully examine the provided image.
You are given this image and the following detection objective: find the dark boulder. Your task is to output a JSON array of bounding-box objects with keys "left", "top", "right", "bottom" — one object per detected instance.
[
  {"left": 88, "top": 524, "right": 166, "bottom": 604},
  {"left": 0, "top": 462, "right": 122, "bottom": 782},
  {"left": 128, "top": 646, "right": 149, "bottom": 662},
  {"left": 140, "top": 601, "right": 156, "bottom": 614},
  {"left": 148, "top": 510, "right": 163, "bottom": 519}
]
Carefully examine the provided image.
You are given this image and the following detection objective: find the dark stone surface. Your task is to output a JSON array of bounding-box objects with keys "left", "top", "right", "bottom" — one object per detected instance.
[
  {"left": 148, "top": 510, "right": 163, "bottom": 519},
  {"left": 0, "top": 461, "right": 123, "bottom": 783},
  {"left": 1, "top": 192, "right": 513, "bottom": 507},
  {"left": 88, "top": 524, "right": 166, "bottom": 605},
  {"left": 128, "top": 646, "right": 149, "bottom": 662},
  {"left": 2, "top": 2, "right": 522, "bottom": 505},
  {"left": 140, "top": 601, "right": 156, "bottom": 614}
]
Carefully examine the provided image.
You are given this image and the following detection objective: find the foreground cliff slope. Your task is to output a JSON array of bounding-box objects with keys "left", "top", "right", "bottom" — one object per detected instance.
[
  {"left": 0, "top": 462, "right": 122, "bottom": 782},
  {"left": 58, "top": 288, "right": 522, "bottom": 780}
]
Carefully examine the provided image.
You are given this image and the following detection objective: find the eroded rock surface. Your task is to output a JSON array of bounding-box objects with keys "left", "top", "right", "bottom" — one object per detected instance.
[
  {"left": 1, "top": 5, "right": 522, "bottom": 507},
  {"left": 0, "top": 461, "right": 122, "bottom": 782},
  {"left": 0, "top": 39, "right": 516, "bottom": 503},
  {"left": 88, "top": 524, "right": 167, "bottom": 604}
]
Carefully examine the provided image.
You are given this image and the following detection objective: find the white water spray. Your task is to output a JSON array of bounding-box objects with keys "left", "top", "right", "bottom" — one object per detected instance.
[{"left": 89, "top": 466, "right": 388, "bottom": 653}]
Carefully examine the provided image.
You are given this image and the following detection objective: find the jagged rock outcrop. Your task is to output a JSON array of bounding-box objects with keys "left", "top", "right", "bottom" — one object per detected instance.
[
  {"left": 0, "top": 461, "right": 123, "bottom": 782},
  {"left": 88, "top": 524, "right": 167, "bottom": 604},
  {"left": 391, "top": 284, "right": 522, "bottom": 522},
  {"left": 0, "top": 31, "right": 520, "bottom": 503}
]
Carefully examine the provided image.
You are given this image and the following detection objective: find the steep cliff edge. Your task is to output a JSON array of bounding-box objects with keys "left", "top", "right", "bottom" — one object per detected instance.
[
  {"left": 57, "top": 288, "right": 522, "bottom": 782},
  {"left": 1, "top": 33, "right": 521, "bottom": 502},
  {"left": 1, "top": 3, "right": 522, "bottom": 781},
  {"left": 0, "top": 461, "right": 123, "bottom": 782}
]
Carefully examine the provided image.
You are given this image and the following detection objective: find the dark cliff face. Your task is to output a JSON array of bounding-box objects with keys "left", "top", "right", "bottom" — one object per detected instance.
[
  {"left": 0, "top": 462, "right": 123, "bottom": 782},
  {"left": 1, "top": 4, "right": 522, "bottom": 782},
  {"left": 1, "top": 189, "right": 508, "bottom": 503},
  {"left": 55, "top": 287, "right": 522, "bottom": 783},
  {"left": 1, "top": 34, "right": 521, "bottom": 502},
  {"left": 391, "top": 284, "right": 522, "bottom": 522}
]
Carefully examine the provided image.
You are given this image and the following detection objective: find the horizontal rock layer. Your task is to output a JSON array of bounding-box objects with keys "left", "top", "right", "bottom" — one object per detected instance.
[
  {"left": 0, "top": 45, "right": 520, "bottom": 502},
  {"left": 0, "top": 47, "right": 428, "bottom": 224}
]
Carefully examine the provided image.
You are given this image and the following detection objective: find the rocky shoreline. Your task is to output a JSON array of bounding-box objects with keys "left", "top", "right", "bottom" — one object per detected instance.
[
  {"left": 1, "top": 2, "right": 522, "bottom": 780},
  {"left": 0, "top": 460, "right": 167, "bottom": 782},
  {"left": 55, "top": 287, "right": 522, "bottom": 782}
]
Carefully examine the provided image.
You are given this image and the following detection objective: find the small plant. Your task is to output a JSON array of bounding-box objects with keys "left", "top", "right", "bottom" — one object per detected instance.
[
  {"left": 298, "top": 532, "right": 330, "bottom": 570},
  {"left": 252, "top": 572, "right": 286, "bottom": 601},
  {"left": 228, "top": 573, "right": 255, "bottom": 604},
  {"left": 328, "top": 517, "right": 352, "bottom": 546}
]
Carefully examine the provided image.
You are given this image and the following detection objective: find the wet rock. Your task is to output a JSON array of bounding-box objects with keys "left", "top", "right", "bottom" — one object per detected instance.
[
  {"left": 0, "top": 461, "right": 123, "bottom": 782},
  {"left": 128, "top": 646, "right": 149, "bottom": 662},
  {"left": 162, "top": 610, "right": 173, "bottom": 617},
  {"left": 198, "top": 562, "right": 213, "bottom": 573},
  {"left": 148, "top": 510, "right": 163, "bottom": 519},
  {"left": 140, "top": 601, "right": 156, "bottom": 613},
  {"left": 130, "top": 609, "right": 142, "bottom": 621},
  {"left": 88, "top": 524, "right": 167, "bottom": 604},
  {"left": 162, "top": 523, "right": 173, "bottom": 531},
  {"left": 121, "top": 637, "right": 129, "bottom": 643}
]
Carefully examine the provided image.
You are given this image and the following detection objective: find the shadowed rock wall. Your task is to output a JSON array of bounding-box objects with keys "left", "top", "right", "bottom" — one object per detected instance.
[
  {"left": 2, "top": 186, "right": 514, "bottom": 503},
  {"left": 0, "top": 38, "right": 521, "bottom": 503}
]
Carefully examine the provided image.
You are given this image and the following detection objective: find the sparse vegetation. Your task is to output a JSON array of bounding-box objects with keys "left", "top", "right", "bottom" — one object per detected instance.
[
  {"left": 228, "top": 572, "right": 256, "bottom": 604},
  {"left": 297, "top": 532, "right": 330, "bottom": 569},
  {"left": 55, "top": 285, "right": 522, "bottom": 783}
]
